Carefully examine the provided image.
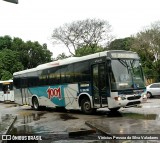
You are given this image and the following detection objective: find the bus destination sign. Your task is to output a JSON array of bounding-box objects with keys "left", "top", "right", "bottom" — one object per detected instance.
[{"left": 110, "top": 53, "right": 139, "bottom": 59}]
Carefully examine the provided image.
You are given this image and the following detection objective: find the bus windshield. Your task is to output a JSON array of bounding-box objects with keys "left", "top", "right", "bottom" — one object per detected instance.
[{"left": 110, "top": 59, "right": 145, "bottom": 91}]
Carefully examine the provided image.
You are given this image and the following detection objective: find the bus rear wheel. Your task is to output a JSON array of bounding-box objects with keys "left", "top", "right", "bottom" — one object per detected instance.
[
  {"left": 81, "top": 98, "right": 94, "bottom": 114},
  {"left": 32, "top": 97, "right": 39, "bottom": 110}
]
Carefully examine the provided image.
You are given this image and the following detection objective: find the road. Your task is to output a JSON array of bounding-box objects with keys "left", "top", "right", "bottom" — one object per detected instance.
[{"left": 0, "top": 97, "right": 160, "bottom": 142}]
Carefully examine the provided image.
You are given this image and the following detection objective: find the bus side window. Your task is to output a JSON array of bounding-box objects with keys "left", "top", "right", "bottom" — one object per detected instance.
[
  {"left": 0, "top": 83, "right": 2, "bottom": 91},
  {"left": 74, "top": 61, "right": 89, "bottom": 82},
  {"left": 66, "top": 64, "right": 74, "bottom": 83},
  {"left": 54, "top": 68, "right": 61, "bottom": 84},
  {"left": 27, "top": 72, "right": 39, "bottom": 87},
  {"left": 38, "top": 70, "right": 48, "bottom": 86},
  {"left": 10, "top": 83, "right": 13, "bottom": 90},
  {"left": 13, "top": 78, "right": 20, "bottom": 89},
  {"left": 48, "top": 67, "right": 61, "bottom": 85},
  {"left": 60, "top": 66, "right": 67, "bottom": 84}
]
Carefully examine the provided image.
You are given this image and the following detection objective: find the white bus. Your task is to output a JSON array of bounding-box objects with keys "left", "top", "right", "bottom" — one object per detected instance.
[
  {"left": 13, "top": 50, "right": 147, "bottom": 114},
  {"left": 0, "top": 80, "right": 14, "bottom": 102}
]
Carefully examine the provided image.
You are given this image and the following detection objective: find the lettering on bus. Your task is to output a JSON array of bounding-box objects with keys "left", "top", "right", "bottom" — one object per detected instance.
[{"left": 47, "top": 87, "right": 62, "bottom": 100}]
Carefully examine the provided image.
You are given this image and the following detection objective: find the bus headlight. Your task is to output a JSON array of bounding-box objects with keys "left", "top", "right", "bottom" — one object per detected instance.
[
  {"left": 114, "top": 96, "right": 121, "bottom": 101},
  {"left": 141, "top": 91, "right": 147, "bottom": 98},
  {"left": 142, "top": 94, "right": 147, "bottom": 100},
  {"left": 143, "top": 94, "right": 147, "bottom": 99},
  {"left": 141, "top": 92, "right": 147, "bottom": 102}
]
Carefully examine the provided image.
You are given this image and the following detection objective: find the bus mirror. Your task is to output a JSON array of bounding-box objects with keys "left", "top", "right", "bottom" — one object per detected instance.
[
  {"left": 106, "top": 58, "right": 111, "bottom": 71},
  {"left": 3, "top": 0, "right": 18, "bottom": 4}
]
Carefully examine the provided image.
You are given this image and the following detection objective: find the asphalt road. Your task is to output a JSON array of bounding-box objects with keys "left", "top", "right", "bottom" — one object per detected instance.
[{"left": 0, "top": 97, "right": 160, "bottom": 143}]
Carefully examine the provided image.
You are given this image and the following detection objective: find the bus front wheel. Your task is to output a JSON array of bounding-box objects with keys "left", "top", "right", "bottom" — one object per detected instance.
[
  {"left": 147, "top": 92, "right": 152, "bottom": 98},
  {"left": 81, "top": 98, "right": 94, "bottom": 114},
  {"left": 32, "top": 97, "right": 39, "bottom": 110}
]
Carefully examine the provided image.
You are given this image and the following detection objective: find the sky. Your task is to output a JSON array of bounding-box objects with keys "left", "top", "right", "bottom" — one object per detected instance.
[{"left": 0, "top": 0, "right": 160, "bottom": 58}]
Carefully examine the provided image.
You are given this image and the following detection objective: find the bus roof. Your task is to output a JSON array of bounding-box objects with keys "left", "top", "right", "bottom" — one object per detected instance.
[
  {"left": 13, "top": 50, "right": 138, "bottom": 76},
  {"left": 0, "top": 80, "right": 13, "bottom": 84}
]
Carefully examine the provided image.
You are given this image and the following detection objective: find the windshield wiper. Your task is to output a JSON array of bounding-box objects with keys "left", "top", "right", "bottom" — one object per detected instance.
[
  {"left": 118, "top": 59, "right": 137, "bottom": 89},
  {"left": 118, "top": 58, "right": 130, "bottom": 74}
]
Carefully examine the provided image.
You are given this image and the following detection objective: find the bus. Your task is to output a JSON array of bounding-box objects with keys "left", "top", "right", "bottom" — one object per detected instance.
[
  {"left": 0, "top": 80, "right": 14, "bottom": 102},
  {"left": 13, "top": 50, "right": 147, "bottom": 114}
]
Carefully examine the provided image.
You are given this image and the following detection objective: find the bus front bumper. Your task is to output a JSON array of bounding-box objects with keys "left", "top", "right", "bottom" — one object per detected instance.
[{"left": 108, "top": 94, "right": 147, "bottom": 109}]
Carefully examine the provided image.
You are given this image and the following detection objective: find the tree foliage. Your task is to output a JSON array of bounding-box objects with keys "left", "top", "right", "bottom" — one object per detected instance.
[
  {"left": 75, "top": 44, "right": 105, "bottom": 57},
  {"left": 108, "top": 37, "right": 134, "bottom": 51},
  {"left": 131, "top": 21, "right": 160, "bottom": 81},
  {"left": 52, "top": 18, "right": 113, "bottom": 56},
  {"left": 56, "top": 52, "right": 69, "bottom": 60},
  {"left": 23, "top": 41, "right": 52, "bottom": 69},
  {"left": 0, "top": 35, "right": 53, "bottom": 80},
  {"left": 0, "top": 35, "right": 12, "bottom": 50}
]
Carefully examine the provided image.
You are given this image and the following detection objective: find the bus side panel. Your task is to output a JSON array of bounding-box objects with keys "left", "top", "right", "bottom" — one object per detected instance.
[
  {"left": 63, "top": 84, "right": 80, "bottom": 110},
  {"left": 14, "top": 87, "right": 33, "bottom": 105},
  {"left": 14, "top": 88, "right": 23, "bottom": 105},
  {"left": 29, "top": 85, "right": 65, "bottom": 107},
  {"left": 0, "top": 91, "right": 4, "bottom": 102},
  {"left": 28, "top": 84, "right": 80, "bottom": 109},
  {"left": 10, "top": 90, "right": 15, "bottom": 102},
  {"left": 4, "top": 91, "right": 14, "bottom": 102}
]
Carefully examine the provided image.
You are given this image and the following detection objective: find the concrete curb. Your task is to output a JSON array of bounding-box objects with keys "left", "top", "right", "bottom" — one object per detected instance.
[
  {"left": 5, "top": 115, "right": 17, "bottom": 135},
  {"left": 68, "top": 128, "right": 96, "bottom": 137},
  {"left": 0, "top": 115, "right": 17, "bottom": 143},
  {"left": 85, "top": 121, "right": 113, "bottom": 137}
]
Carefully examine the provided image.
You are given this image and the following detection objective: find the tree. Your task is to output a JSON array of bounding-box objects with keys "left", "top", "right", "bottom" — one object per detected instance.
[
  {"left": 52, "top": 19, "right": 113, "bottom": 56},
  {"left": 0, "top": 35, "right": 12, "bottom": 50},
  {"left": 56, "top": 52, "right": 69, "bottom": 60},
  {"left": 0, "top": 35, "right": 53, "bottom": 80},
  {"left": 75, "top": 44, "right": 105, "bottom": 57},
  {"left": 10, "top": 37, "right": 52, "bottom": 69},
  {"left": 0, "top": 49, "right": 24, "bottom": 80},
  {"left": 24, "top": 41, "right": 52, "bottom": 69},
  {"left": 108, "top": 37, "right": 135, "bottom": 51},
  {"left": 131, "top": 21, "right": 160, "bottom": 81},
  {"left": 0, "top": 70, "right": 13, "bottom": 80}
]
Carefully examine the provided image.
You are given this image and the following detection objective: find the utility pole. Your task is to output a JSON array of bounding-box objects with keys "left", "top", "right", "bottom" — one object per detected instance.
[{"left": 3, "top": 0, "right": 18, "bottom": 4}]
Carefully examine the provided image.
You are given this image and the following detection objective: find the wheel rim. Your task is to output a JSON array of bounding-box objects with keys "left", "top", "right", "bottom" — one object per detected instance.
[
  {"left": 84, "top": 101, "right": 91, "bottom": 111},
  {"left": 147, "top": 93, "right": 151, "bottom": 98},
  {"left": 33, "top": 98, "right": 38, "bottom": 109}
]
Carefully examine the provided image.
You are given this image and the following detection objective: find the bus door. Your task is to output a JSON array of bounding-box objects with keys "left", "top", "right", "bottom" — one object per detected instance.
[
  {"left": 92, "top": 63, "right": 109, "bottom": 108},
  {"left": 20, "top": 78, "right": 28, "bottom": 105}
]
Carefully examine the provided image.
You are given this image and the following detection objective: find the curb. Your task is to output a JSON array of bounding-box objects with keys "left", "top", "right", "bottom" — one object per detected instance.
[
  {"left": 0, "top": 115, "right": 17, "bottom": 143},
  {"left": 5, "top": 115, "right": 17, "bottom": 135},
  {"left": 85, "top": 121, "right": 113, "bottom": 137},
  {"left": 68, "top": 128, "right": 96, "bottom": 137}
]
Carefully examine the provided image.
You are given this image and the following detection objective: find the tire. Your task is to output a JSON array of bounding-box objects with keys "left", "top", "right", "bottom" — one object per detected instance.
[
  {"left": 147, "top": 92, "right": 152, "bottom": 98},
  {"left": 32, "top": 97, "right": 39, "bottom": 110},
  {"left": 81, "top": 98, "right": 94, "bottom": 114},
  {"left": 108, "top": 107, "right": 120, "bottom": 112}
]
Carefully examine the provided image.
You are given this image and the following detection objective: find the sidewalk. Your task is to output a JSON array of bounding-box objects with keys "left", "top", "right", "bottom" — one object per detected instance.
[
  {"left": 0, "top": 114, "right": 17, "bottom": 143},
  {"left": 85, "top": 99, "right": 160, "bottom": 142},
  {"left": 86, "top": 117, "right": 160, "bottom": 135}
]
